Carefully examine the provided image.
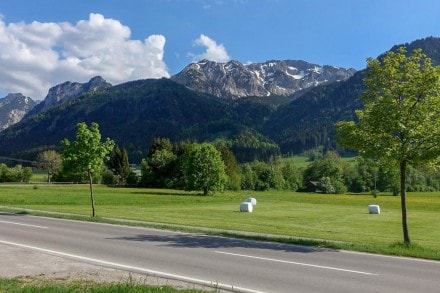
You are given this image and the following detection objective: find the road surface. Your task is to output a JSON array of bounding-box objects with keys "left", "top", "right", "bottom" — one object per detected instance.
[{"left": 0, "top": 212, "right": 439, "bottom": 292}]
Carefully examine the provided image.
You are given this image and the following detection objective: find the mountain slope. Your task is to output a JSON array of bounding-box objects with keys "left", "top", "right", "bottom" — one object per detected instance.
[
  {"left": 0, "top": 93, "right": 36, "bottom": 131},
  {"left": 264, "top": 36, "right": 440, "bottom": 154},
  {"left": 0, "top": 78, "right": 279, "bottom": 162}
]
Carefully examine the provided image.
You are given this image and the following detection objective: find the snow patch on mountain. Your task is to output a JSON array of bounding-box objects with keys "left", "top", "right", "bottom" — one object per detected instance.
[{"left": 171, "top": 59, "right": 356, "bottom": 98}]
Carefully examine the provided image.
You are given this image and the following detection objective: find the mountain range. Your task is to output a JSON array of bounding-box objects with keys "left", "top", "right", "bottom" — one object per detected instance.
[
  {"left": 171, "top": 59, "right": 355, "bottom": 98},
  {"left": 0, "top": 36, "right": 439, "bottom": 163}
]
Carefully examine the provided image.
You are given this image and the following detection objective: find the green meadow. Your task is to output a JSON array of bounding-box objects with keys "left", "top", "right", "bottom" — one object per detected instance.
[{"left": 0, "top": 184, "right": 439, "bottom": 259}]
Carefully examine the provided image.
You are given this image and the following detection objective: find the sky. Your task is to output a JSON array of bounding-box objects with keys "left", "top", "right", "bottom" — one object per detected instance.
[{"left": 1, "top": 0, "right": 439, "bottom": 99}]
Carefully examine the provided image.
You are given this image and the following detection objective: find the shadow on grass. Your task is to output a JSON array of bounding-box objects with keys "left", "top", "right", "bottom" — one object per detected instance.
[
  {"left": 0, "top": 211, "right": 28, "bottom": 216},
  {"left": 130, "top": 191, "right": 203, "bottom": 196},
  {"left": 107, "top": 232, "right": 335, "bottom": 254}
]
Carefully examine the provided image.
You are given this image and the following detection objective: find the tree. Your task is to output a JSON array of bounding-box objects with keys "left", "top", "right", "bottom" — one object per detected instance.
[
  {"left": 36, "top": 150, "right": 62, "bottom": 183},
  {"left": 61, "top": 122, "right": 115, "bottom": 217},
  {"left": 337, "top": 48, "right": 440, "bottom": 244},
  {"left": 144, "top": 138, "right": 177, "bottom": 188},
  {"left": 185, "top": 143, "right": 226, "bottom": 195},
  {"left": 217, "top": 146, "right": 241, "bottom": 191},
  {"left": 302, "top": 151, "right": 347, "bottom": 193},
  {"left": 107, "top": 146, "right": 130, "bottom": 185}
]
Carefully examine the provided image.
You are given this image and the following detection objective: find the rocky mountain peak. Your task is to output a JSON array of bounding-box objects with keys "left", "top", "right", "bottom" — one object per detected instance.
[
  {"left": 0, "top": 93, "right": 36, "bottom": 131},
  {"left": 44, "top": 76, "right": 112, "bottom": 107},
  {"left": 28, "top": 76, "right": 112, "bottom": 116},
  {"left": 171, "top": 59, "right": 356, "bottom": 98}
]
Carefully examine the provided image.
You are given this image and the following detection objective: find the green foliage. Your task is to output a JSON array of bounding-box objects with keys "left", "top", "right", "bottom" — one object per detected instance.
[
  {"left": 0, "top": 163, "right": 33, "bottom": 182},
  {"left": 217, "top": 146, "right": 242, "bottom": 191},
  {"left": 240, "top": 163, "right": 257, "bottom": 190},
  {"left": 301, "top": 146, "right": 324, "bottom": 161},
  {"left": 318, "top": 177, "right": 335, "bottom": 194},
  {"left": 280, "top": 160, "right": 302, "bottom": 190},
  {"left": 337, "top": 47, "right": 440, "bottom": 244},
  {"left": 337, "top": 48, "right": 440, "bottom": 168},
  {"left": 61, "top": 122, "right": 115, "bottom": 179},
  {"left": 106, "top": 146, "right": 130, "bottom": 185},
  {"left": 61, "top": 122, "right": 115, "bottom": 216},
  {"left": 101, "top": 169, "right": 119, "bottom": 186},
  {"left": 184, "top": 143, "right": 227, "bottom": 195},
  {"left": 142, "top": 138, "right": 179, "bottom": 188},
  {"left": 303, "top": 151, "right": 346, "bottom": 193}
]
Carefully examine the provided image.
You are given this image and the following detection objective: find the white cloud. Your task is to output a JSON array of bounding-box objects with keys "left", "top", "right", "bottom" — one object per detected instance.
[
  {"left": 0, "top": 13, "right": 169, "bottom": 99},
  {"left": 191, "top": 34, "right": 230, "bottom": 63}
]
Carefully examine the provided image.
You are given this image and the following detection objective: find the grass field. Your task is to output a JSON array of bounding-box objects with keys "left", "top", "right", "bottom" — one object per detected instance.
[{"left": 0, "top": 184, "right": 439, "bottom": 259}]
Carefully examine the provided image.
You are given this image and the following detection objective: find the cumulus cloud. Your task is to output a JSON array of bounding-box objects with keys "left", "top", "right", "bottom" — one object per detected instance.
[
  {"left": 191, "top": 34, "right": 230, "bottom": 63},
  {"left": 0, "top": 13, "right": 169, "bottom": 99}
]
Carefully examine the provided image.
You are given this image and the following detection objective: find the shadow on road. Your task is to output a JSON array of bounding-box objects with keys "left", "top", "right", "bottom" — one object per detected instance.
[{"left": 107, "top": 232, "right": 336, "bottom": 253}]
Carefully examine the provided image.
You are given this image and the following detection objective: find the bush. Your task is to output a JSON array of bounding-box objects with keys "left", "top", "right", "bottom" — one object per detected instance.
[
  {"left": 126, "top": 171, "right": 140, "bottom": 187},
  {"left": 101, "top": 170, "right": 119, "bottom": 186}
]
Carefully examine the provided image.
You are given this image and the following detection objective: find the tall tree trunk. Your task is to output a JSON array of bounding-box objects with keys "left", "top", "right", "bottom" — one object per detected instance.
[
  {"left": 88, "top": 170, "right": 95, "bottom": 217},
  {"left": 400, "top": 160, "right": 410, "bottom": 245}
]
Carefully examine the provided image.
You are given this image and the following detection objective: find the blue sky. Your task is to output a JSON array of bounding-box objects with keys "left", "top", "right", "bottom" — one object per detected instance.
[{"left": 1, "top": 0, "right": 439, "bottom": 99}]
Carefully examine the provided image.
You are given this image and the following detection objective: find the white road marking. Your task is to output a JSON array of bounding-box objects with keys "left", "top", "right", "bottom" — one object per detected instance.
[
  {"left": 341, "top": 249, "right": 440, "bottom": 264},
  {"left": 0, "top": 240, "right": 267, "bottom": 293},
  {"left": 215, "top": 251, "right": 378, "bottom": 276},
  {"left": 0, "top": 220, "right": 48, "bottom": 229}
]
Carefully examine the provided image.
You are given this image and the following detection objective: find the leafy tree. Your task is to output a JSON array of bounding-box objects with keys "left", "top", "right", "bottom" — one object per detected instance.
[
  {"left": 107, "top": 146, "right": 130, "bottom": 185},
  {"left": 171, "top": 140, "right": 197, "bottom": 189},
  {"left": 268, "top": 157, "right": 286, "bottom": 190},
  {"left": 249, "top": 160, "right": 272, "bottom": 191},
  {"left": 36, "top": 150, "right": 62, "bottom": 183},
  {"left": 185, "top": 143, "right": 226, "bottom": 195},
  {"left": 217, "top": 146, "right": 241, "bottom": 191},
  {"left": 61, "top": 122, "right": 115, "bottom": 217},
  {"left": 280, "top": 160, "right": 302, "bottom": 190},
  {"left": 337, "top": 48, "right": 440, "bottom": 244},
  {"left": 240, "top": 163, "right": 257, "bottom": 190},
  {"left": 319, "top": 176, "right": 335, "bottom": 194},
  {"left": 302, "top": 151, "right": 347, "bottom": 193},
  {"left": 143, "top": 138, "right": 177, "bottom": 188}
]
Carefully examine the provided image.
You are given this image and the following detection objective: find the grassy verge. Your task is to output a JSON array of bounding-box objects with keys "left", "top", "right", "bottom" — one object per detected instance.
[
  {"left": 0, "top": 277, "right": 211, "bottom": 292},
  {"left": 0, "top": 185, "right": 439, "bottom": 260}
]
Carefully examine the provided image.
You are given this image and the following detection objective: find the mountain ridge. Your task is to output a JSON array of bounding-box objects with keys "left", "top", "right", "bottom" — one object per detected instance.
[
  {"left": 26, "top": 76, "right": 112, "bottom": 117},
  {"left": 171, "top": 59, "right": 356, "bottom": 98}
]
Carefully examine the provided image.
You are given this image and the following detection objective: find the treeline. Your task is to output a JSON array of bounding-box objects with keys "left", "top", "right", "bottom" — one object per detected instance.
[
  {"left": 78, "top": 139, "right": 440, "bottom": 194},
  {"left": 5, "top": 139, "right": 440, "bottom": 194}
]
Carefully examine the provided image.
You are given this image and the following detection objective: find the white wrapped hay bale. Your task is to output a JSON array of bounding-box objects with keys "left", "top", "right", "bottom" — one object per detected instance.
[
  {"left": 246, "top": 197, "right": 257, "bottom": 206},
  {"left": 240, "top": 202, "right": 253, "bottom": 213},
  {"left": 368, "top": 204, "right": 380, "bottom": 214}
]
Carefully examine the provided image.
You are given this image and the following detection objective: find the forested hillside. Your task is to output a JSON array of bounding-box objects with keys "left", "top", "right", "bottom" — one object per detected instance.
[
  {"left": 1, "top": 37, "right": 439, "bottom": 163},
  {"left": 0, "top": 79, "right": 280, "bottom": 162}
]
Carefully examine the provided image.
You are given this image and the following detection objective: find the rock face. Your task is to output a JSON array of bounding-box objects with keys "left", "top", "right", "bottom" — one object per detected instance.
[
  {"left": 0, "top": 93, "right": 36, "bottom": 131},
  {"left": 28, "top": 76, "right": 112, "bottom": 115},
  {"left": 171, "top": 59, "right": 356, "bottom": 98}
]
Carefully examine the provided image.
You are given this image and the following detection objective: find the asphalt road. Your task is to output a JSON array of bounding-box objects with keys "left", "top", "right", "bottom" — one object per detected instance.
[{"left": 0, "top": 212, "right": 439, "bottom": 292}]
